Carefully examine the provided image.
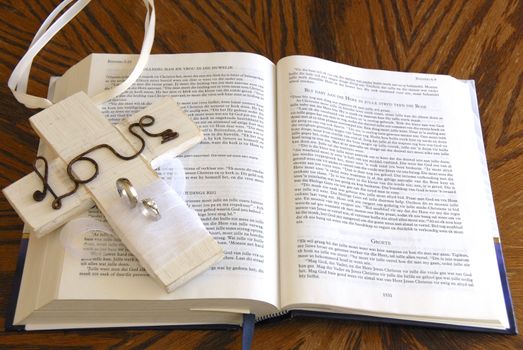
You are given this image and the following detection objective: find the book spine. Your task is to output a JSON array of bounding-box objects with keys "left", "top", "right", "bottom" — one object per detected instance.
[{"left": 255, "top": 310, "right": 288, "bottom": 323}]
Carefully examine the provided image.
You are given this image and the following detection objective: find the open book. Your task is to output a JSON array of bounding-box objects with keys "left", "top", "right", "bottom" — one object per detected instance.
[{"left": 9, "top": 53, "right": 515, "bottom": 333}]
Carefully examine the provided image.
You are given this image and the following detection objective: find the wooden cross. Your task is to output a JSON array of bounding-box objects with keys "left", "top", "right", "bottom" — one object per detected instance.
[{"left": 4, "top": 92, "right": 223, "bottom": 291}]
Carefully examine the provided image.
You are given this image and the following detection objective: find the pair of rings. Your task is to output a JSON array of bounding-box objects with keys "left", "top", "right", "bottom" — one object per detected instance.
[{"left": 116, "top": 178, "right": 161, "bottom": 221}]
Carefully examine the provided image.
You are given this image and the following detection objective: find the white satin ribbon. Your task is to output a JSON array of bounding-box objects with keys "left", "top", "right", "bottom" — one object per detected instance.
[{"left": 8, "top": 0, "right": 155, "bottom": 109}]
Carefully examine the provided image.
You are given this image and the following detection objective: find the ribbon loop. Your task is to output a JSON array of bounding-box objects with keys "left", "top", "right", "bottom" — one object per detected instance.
[{"left": 8, "top": 0, "right": 155, "bottom": 109}]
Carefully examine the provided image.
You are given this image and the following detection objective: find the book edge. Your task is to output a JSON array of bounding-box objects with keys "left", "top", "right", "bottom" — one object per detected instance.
[
  {"left": 2, "top": 237, "right": 247, "bottom": 333},
  {"left": 4, "top": 237, "right": 28, "bottom": 331},
  {"left": 494, "top": 240, "right": 517, "bottom": 334}
]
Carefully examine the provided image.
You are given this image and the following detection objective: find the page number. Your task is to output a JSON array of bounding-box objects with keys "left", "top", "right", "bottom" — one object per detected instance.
[{"left": 382, "top": 292, "right": 393, "bottom": 298}]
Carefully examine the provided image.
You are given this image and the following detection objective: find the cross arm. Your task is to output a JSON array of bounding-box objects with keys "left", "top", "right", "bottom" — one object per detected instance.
[{"left": 3, "top": 93, "right": 203, "bottom": 237}]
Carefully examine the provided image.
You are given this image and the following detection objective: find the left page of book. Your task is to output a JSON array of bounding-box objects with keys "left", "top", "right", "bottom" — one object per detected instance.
[{"left": 14, "top": 53, "right": 279, "bottom": 325}]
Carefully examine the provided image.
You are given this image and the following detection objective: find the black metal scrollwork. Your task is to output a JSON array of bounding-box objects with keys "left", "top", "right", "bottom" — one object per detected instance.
[{"left": 32, "top": 115, "right": 178, "bottom": 210}]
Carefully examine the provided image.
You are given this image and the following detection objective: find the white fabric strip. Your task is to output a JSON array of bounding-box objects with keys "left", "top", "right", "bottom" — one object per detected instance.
[
  {"left": 59, "top": 157, "right": 187, "bottom": 259},
  {"left": 104, "top": 178, "right": 223, "bottom": 291},
  {"left": 8, "top": 0, "right": 155, "bottom": 109},
  {"left": 59, "top": 173, "right": 222, "bottom": 291},
  {"left": 105, "top": 179, "right": 211, "bottom": 275}
]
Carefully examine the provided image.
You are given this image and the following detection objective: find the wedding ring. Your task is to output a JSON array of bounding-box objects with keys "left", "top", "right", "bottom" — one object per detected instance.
[
  {"left": 116, "top": 178, "right": 138, "bottom": 208},
  {"left": 141, "top": 198, "right": 161, "bottom": 221}
]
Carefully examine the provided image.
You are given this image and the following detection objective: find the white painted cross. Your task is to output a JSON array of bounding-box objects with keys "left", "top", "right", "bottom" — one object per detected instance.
[{"left": 4, "top": 92, "right": 223, "bottom": 292}]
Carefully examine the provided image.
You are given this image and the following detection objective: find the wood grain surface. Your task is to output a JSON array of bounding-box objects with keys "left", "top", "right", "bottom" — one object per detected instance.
[{"left": 1, "top": 1, "right": 522, "bottom": 349}]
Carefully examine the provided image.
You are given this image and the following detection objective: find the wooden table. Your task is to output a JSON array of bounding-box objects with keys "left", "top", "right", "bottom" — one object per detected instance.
[{"left": 1, "top": 1, "right": 522, "bottom": 349}]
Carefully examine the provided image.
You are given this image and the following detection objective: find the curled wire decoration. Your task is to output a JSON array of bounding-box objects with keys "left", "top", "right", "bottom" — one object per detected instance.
[
  {"left": 33, "top": 156, "right": 59, "bottom": 203},
  {"left": 32, "top": 115, "right": 178, "bottom": 210}
]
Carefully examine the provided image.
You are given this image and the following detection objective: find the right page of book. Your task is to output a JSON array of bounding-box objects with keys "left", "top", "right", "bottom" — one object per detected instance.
[{"left": 276, "top": 55, "right": 509, "bottom": 328}]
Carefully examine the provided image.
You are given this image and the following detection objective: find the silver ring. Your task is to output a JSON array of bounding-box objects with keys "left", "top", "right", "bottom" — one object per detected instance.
[
  {"left": 116, "top": 178, "right": 138, "bottom": 208},
  {"left": 141, "top": 198, "right": 161, "bottom": 221}
]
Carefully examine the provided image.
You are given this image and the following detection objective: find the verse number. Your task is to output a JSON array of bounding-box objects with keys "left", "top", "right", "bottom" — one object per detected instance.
[{"left": 382, "top": 292, "right": 393, "bottom": 298}]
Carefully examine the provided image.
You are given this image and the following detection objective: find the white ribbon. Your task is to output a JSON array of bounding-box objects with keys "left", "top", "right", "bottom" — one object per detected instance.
[{"left": 8, "top": 0, "right": 155, "bottom": 109}]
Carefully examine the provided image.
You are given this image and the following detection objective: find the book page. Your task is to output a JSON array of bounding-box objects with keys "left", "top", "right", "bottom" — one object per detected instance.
[
  {"left": 49, "top": 53, "right": 278, "bottom": 311},
  {"left": 276, "top": 56, "right": 509, "bottom": 327}
]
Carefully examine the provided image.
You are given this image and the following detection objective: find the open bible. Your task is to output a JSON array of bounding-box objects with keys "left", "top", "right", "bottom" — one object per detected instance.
[{"left": 8, "top": 53, "right": 515, "bottom": 333}]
